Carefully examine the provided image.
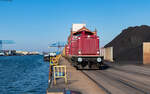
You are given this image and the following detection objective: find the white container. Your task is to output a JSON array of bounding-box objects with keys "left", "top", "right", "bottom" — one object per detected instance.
[{"left": 72, "top": 24, "right": 86, "bottom": 32}]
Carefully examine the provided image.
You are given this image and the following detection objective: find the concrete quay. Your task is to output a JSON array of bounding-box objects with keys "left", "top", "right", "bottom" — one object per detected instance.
[{"left": 47, "top": 57, "right": 106, "bottom": 94}]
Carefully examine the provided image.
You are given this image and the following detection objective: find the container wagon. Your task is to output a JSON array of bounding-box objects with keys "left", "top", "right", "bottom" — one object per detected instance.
[{"left": 64, "top": 24, "right": 104, "bottom": 69}]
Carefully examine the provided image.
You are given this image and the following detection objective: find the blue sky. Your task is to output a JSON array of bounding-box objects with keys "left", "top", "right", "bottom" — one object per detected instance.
[{"left": 0, "top": 0, "right": 150, "bottom": 52}]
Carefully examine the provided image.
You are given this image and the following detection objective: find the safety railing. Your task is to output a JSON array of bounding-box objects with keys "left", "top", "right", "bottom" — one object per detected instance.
[{"left": 53, "top": 65, "right": 67, "bottom": 85}]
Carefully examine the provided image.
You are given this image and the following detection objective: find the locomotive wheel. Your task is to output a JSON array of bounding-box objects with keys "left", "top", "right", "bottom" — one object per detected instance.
[
  {"left": 99, "top": 63, "right": 105, "bottom": 70},
  {"left": 75, "top": 66, "right": 79, "bottom": 70},
  {"left": 76, "top": 65, "right": 82, "bottom": 70},
  {"left": 99, "top": 66, "right": 103, "bottom": 70}
]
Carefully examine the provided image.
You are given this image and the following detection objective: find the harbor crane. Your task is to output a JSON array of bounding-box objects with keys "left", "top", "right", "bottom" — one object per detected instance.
[
  {"left": 0, "top": 40, "right": 15, "bottom": 51},
  {"left": 48, "top": 41, "right": 65, "bottom": 54}
]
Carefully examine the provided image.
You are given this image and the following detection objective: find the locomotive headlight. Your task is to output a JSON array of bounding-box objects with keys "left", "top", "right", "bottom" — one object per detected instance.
[
  {"left": 97, "top": 58, "right": 102, "bottom": 62},
  {"left": 78, "top": 58, "right": 82, "bottom": 62},
  {"left": 78, "top": 50, "right": 81, "bottom": 54}
]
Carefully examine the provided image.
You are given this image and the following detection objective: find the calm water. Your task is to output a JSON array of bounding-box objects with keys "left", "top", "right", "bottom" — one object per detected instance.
[{"left": 0, "top": 55, "right": 49, "bottom": 94}]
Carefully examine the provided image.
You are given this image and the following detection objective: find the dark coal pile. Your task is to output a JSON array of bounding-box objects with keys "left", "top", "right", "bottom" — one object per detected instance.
[{"left": 105, "top": 25, "right": 150, "bottom": 64}]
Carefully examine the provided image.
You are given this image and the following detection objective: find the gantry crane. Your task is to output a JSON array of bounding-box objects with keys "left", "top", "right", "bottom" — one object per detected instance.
[
  {"left": 48, "top": 41, "right": 65, "bottom": 54},
  {"left": 0, "top": 40, "right": 15, "bottom": 51}
]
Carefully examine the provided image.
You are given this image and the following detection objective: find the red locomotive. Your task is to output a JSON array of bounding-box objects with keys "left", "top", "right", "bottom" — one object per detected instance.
[{"left": 64, "top": 24, "right": 104, "bottom": 69}]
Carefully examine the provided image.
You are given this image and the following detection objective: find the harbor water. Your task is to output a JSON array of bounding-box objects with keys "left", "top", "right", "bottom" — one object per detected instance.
[{"left": 0, "top": 55, "right": 49, "bottom": 94}]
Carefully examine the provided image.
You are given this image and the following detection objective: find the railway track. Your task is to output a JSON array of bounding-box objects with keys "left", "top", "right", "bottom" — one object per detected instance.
[
  {"left": 110, "top": 66, "right": 150, "bottom": 77},
  {"left": 81, "top": 70, "right": 111, "bottom": 94},
  {"left": 81, "top": 68, "right": 150, "bottom": 94},
  {"left": 96, "top": 71, "right": 150, "bottom": 94},
  {"left": 104, "top": 62, "right": 150, "bottom": 77}
]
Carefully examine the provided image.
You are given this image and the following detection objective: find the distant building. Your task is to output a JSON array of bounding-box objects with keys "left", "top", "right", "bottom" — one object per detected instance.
[
  {"left": 0, "top": 52, "right": 4, "bottom": 56},
  {"left": 28, "top": 51, "right": 39, "bottom": 55},
  {"left": 16, "top": 51, "right": 39, "bottom": 55},
  {"left": 0, "top": 50, "right": 16, "bottom": 56},
  {"left": 16, "top": 51, "right": 29, "bottom": 55}
]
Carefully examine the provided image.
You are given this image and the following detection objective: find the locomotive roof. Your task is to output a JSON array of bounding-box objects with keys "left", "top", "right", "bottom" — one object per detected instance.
[
  {"left": 73, "top": 26, "right": 95, "bottom": 35},
  {"left": 67, "top": 26, "right": 97, "bottom": 42}
]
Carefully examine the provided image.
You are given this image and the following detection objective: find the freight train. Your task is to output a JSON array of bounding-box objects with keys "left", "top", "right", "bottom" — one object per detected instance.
[{"left": 63, "top": 24, "right": 104, "bottom": 69}]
